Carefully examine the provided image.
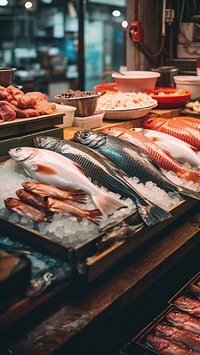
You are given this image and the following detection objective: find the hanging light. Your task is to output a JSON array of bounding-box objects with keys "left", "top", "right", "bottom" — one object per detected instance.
[{"left": 0, "top": 0, "right": 8, "bottom": 6}]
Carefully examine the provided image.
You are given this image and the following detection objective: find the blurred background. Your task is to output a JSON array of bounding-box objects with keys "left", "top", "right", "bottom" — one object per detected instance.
[{"left": 0, "top": 0, "right": 199, "bottom": 97}]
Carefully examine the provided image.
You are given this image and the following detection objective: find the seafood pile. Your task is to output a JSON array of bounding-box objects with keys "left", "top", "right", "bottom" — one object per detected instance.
[
  {"left": 140, "top": 273, "right": 200, "bottom": 354},
  {"left": 0, "top": 85, "right": 56, "bottom": 122}
]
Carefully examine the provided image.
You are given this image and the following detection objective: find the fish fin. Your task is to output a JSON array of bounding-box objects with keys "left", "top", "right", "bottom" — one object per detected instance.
[
  {"left": 136, "top": 202, "right": 172, "bottom": 227},
  {"left": 91, "top": 192, "right": 127, "bottom": 216},
  {"left": 86, "top": 209, "right": 103, "bottom": 226},
  {"left": 177, "top": 170, "right": 200, "bottom": 184},
  {"left": 35, "top": 163, "right": 57, "bottom": 175}
]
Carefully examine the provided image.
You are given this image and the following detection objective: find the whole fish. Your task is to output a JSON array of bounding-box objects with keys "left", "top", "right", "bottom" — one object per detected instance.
[
  {"left": 173, "top": 116, "right": 200, "bottom": 130},
  {"left": 21, "top": 181, "right": 86, "bottom": 204},
  {"left": 74, "top": 130, "right": 200, "bottom": 201},
  {"left": 142, "top": 117, "right": 200, "bottom": 150},
  {"left": 174, "top": 296, "right": 200, "bottom": 318},
  {"left": 4, "top": 197, "right": 51, "bottom": 222},
  {"left": 166, "top": 310, "right": 200, "bottom": 335},
  {"left": 189, "top": 283, "right": 200, "bottom": 299},
  {"left": 8, "top": 147, "right": 125, "bottom": 217},
  {"left": 33, "top": 135, "right": 172, "bottom": 227},
  {"left": 155, "top": 323, "right": 200, "bottom": 351},
  {"left": 146, "top": 333, "right": 199, "bottom": 354},
  {"left": 102, "top": 127, "right": 200, "bottom": 183},
  {"left": 46, "top": 197, "right": 102, "bottom": 226},
  {"left": 16, "top": 188, "right": 49, "bottom": 210},
  {"left": 132, "top": 127, "right": 200, "bottom": 168}
]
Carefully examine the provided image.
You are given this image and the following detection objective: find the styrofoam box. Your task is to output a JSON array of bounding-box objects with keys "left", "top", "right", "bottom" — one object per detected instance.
[
  {"left": 178, "top": 22, "right": 199, "bottom": 43},
  {"left": 177, "top": 43, "right": 200, "bottom": 58},
  {"left": 73, "top": 111, "right": 104, "bottom": 129},
  {"left": 54, "top": 103, "right": 76, "bottom": 127}
]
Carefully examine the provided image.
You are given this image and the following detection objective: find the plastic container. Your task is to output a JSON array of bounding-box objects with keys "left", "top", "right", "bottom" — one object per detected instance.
[
  {"left": 174, "top": 75, "right": 200, "bottom": 99},
  {"left": 112, "top": 71, "right": 160, "bottom": 92},
  {"left": 73, "top": 111, "right": 104, "bottom": 129},
  {"left": 54, "top": 103, "right": 76, "bottom": 127}
]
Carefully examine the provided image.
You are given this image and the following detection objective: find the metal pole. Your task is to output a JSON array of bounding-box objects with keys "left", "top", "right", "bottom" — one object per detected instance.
[{"left": 77, "top": 0, "right": 85, "bottom": 90}]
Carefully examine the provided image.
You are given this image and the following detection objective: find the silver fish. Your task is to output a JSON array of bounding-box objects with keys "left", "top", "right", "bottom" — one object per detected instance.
[
  {"left": 74, "top": 130, "right": 200, "bottom": 201},
  {"left": 33, "top": 135, "right": 172, "bottom": 227}
]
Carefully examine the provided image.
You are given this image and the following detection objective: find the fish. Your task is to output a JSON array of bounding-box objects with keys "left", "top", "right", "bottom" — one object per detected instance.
[
  {"left": 146, "top": 333, "right": 199, "bottom": 354},
  {"left": 46, "top": 197, "right": 102, "bottom": 226},
  {"left": 21, "top": 181, "right": 86, "bottom": 204},
  {"left": 74, "top": 130, "right": 200, "bottom": 201},
  {"left": 8, "top": 146, "right": 125, "bottom": 217},
  {"left": 155, "top": 323, "right": 200, "bottom": 351},
  {"left": 174, "top": 296, "right": 200, "bottom": 318},
  {"left": 26, "top": 265, "right": 71, "bottom": 297},
  {"left": 16, "top": 188, "right": 49, "bottom": 210},
  {"left": 142, "top": 117, "right": 200, "bottom": 150},
  {"left": 189, "top": 283, "right": 200, "bottom": 299},
  {"left": 102, "top": 127, "right": 200, "bottom": 183},
  {"left": 33, "top": 135, "right": 172, "bottom": 227},
  {"left": 4, "top": 197, "right": 51, "bottom": 222},
  {"left": 166, "top": 310, "right": 200, "bottom": 335},
  {"left": 132, "top": 127, "right": 200, "bottom": 168},
  {"left": 173, "top": 116, "right": 200, "bottom": 130}
]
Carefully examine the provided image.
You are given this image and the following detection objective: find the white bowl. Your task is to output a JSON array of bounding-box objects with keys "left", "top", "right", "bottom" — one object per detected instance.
[
  {"left": 112, "top": 71, "right": 160, "bottom": 92},
  {"left": 174, "top": 75, "right": 200, "bottom": 99}
]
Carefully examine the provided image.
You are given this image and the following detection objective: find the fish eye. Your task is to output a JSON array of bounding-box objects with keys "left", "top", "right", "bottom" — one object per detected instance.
[
  {"left": 82, "top": 131, "right": 90, "bottom": 137},
  {"left": 15, "top": 147, "right": 22, "bottom": 152}
]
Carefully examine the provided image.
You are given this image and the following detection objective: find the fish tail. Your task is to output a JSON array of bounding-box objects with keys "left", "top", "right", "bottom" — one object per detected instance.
[
  {"left": 66, "top": 189, "right": 87, "bottom": 204},
  {"left": 177, "top": 169, "right": 200, "bottom": 184},
  {"left": 85, "top": 209, "right": 103, "bottom": 226},
  {"left": 136, "top": 201, "right": 172, "bottom": 227},
  {"left": 177, "top": 186, "right": 200, "bottom": 201},
  {"left": 91, "top": 192, "right": 127, "bottom": 216}
]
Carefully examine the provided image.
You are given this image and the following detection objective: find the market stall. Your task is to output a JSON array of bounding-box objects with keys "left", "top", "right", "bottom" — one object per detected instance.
[{"left": 0, "top": 71, "right": 199, "bottom": 354}]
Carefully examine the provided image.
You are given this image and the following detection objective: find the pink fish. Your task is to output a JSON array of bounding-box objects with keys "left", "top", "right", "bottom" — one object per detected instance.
[
  {"left": 142, "top": 117, "right": 200, "bottom": 150},
  {"left": 46, "top": 197, "right": 102, "bottom": 226},
  {"left": 4, "top": 197, "right": 50, "bottom": 222},
  {"left": 21, "top": 181, "right": 86, "bottom": 204},
  {"left": 166, "top": 310, "right": 200, "bottom": 335},
  {"left": 174, "top": 296, "right": 200, "bottom": 318},
  {"left": 146, "top": 333, "right": 199, "bottom": 354},
  {"left": 8, "top": 147, "right": 125, "bottom": 216},
  {"left": 155, "top": 323, "right": 200, "bottom": 351}
]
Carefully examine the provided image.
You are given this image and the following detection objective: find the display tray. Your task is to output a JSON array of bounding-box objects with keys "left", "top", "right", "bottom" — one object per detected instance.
[
  {"left": 121, "top": 271, "right": 200, "bottom": 355},
  {"left": 0, "top": 111, "right": 64, "bottom": 139},
  {"left": 0, "top": 126, "right": 63, "bottom": 159},
  {"left": 0, "top": 196, "right": 199, "bottom": 283}
]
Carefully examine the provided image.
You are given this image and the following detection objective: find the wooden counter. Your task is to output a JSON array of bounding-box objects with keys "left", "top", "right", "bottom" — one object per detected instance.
[{"left": 0, "top": 204, "right": 199, "bottom": 354}]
